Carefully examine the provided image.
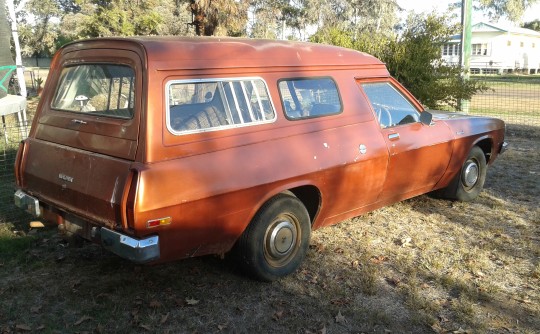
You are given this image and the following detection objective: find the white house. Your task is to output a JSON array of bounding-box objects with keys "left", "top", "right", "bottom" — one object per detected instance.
[{"left": 442, "top": 22, "right": 540, "bottom": 74}]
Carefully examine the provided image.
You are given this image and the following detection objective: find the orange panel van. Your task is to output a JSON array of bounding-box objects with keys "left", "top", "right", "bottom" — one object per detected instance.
[{"left": 14, "top": 37, "right": 506, "bottom": 281}]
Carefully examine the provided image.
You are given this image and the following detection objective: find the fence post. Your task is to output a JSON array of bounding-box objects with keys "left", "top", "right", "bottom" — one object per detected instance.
[{"left": 459, "top": 0, "right": 472, "bottom": 113}]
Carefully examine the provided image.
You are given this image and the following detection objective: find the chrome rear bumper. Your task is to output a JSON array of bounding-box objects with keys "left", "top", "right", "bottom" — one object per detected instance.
[
  {"left": 14, "top": 189, "right": 159, "bottom": 264},
  {"left": 100, "top": 227, "right": 160, "bottom": 264},
  {"left": 14, "top": 190, "right": 41, "bottom": 216}
]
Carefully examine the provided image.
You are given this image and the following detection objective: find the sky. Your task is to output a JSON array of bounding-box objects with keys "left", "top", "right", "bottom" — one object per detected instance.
[{"left": 396, "top": 0, "right": 540, "bottom": 26}]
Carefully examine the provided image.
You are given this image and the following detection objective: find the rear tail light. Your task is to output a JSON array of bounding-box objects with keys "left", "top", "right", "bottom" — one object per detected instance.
[
  {"left": 146, "top": 217, "right": 172, "bottom": 228},
  {"left": 121, "top": 169, "right": 139, "bottom": 230}
]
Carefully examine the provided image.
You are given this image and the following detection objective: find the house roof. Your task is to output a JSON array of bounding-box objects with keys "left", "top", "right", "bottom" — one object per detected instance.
[
  {"left": 472, "top": 22, "right": 540, "bottom": 37},
  {"left": 447, "top": 21, "right": 540, "bottom": 42}
]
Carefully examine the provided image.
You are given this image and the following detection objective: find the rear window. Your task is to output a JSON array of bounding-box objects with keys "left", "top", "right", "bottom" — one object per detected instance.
[
  {"left": 278, "top": 77, "right": 342, "bottom": 120},
  {"left": 51, "top": 64, "right": 135, "bottom": 119},
  {"left": 166, "top": 78, "right": 276, "bottom": 135}
]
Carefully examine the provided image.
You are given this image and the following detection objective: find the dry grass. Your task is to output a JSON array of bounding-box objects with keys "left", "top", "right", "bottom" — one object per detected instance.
[{"left": 1, "top": 116, "right": 539, "bottom": 333}]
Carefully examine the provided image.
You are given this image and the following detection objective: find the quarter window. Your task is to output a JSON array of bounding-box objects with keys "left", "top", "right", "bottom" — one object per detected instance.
[
  {"left": 278, "top": 77, "right": 342, "bottom": 120},
  {"left": 361, "top": 82, "right": 420, "bottom": 128},
  {"left": 167, "top": 78, "right": 275, "bottom": 134},
  {"left": 52, "top": 64, "right": 135, "bottom": 119}
]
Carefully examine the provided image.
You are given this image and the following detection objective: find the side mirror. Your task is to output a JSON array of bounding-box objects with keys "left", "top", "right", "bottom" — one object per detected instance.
[{"left": 420, "top": 111, "right": 433, "bottom": 126}]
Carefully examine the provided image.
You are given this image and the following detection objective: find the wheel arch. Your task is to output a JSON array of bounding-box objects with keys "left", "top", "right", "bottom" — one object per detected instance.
[
  {"left": 283, "top": 185, "right": 321, "bottom": 226},
  {"left": 473, "top": 137, "right": 494, "bottom": 164}
]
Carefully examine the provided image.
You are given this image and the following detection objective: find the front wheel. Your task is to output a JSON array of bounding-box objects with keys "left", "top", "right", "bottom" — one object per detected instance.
[
  {"left": 235, "top": 194, "right": 311, "bottom": 281},
  {"left": 434, "top": 146, "right": 487, "bottom": 201}
]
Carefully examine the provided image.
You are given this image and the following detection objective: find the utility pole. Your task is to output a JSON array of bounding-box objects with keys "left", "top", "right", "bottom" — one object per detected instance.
[{"left": 459, "top": 0, "right": 472, "bottom": 113}]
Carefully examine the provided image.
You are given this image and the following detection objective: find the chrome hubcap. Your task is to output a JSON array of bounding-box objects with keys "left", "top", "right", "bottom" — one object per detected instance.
[
  {"left": 462, "top": 160, "right": 479, "bottom": 188},
  {"left": 266, "top": 220, "right": 297, "bottom": 260}
]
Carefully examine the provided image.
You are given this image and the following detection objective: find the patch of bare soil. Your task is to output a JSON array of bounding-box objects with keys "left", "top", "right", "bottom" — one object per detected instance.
[{"left": 0, "top": 125, "right": 538, "bottom": 334}]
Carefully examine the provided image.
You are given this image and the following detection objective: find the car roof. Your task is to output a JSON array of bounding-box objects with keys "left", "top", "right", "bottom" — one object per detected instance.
[{"left": 63, "top": 36, "right": 387, "bottom": 71}]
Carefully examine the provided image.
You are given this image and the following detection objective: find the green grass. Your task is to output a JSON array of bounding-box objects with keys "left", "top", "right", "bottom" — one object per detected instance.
[{"left": 472, "top": 74, "right": 540, "bottom": 84}]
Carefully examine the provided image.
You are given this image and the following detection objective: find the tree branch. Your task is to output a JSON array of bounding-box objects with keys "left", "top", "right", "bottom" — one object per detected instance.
[{"left": 15, "top": 0, "right": 29, "bottom": 13}]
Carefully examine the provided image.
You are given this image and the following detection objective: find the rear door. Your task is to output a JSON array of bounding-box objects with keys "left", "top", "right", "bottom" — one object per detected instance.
[{"left": 21, "top": 48, "right": 144, "bottom": 226}]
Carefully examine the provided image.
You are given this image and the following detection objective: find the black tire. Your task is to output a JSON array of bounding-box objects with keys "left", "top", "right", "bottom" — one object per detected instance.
[
  {"left": 434, "top": 146, "right": 487, "bottom": 201},
  {"left": 236, "top": 194, "right": 311, "bottom": 282}
]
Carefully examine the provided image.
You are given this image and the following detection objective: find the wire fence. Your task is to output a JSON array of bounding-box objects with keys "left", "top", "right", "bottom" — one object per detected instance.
[
  {"left": 1, "top": 118, "right": 32, "bottom": 225},
  {"left": 1, "top": 75, "right": 539, "bottom": 225},
  {"left": 465, "top": 75, "right": 540, "bottom": 126}
]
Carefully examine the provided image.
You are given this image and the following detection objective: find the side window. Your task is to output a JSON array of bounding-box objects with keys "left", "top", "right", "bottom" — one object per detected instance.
[
  {"left": 167, "top": 78, "right": 276, "bottom": 134},
  {"left": 361, "top": 82, "right": 420, "bottom": 128},
  {"left": 278, "top": 77, "right": 342, "bottom": 120}
]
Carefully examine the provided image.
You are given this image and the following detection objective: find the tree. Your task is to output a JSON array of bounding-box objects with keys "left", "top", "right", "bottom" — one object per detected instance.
[
  {"left": 522, "top": 19, "right": 540, "bottom": 31},
  {"left": 309, "top": 26, "right": 355, "bottom": 48},
  {"left": 311, "top": 12, "right": 487, "bottom": 110},
  {"left": 0, "top": 0, "right": 14, "bottom": 99},
  {"left": 305, "top": 0, "right": 399, "bottom": 43},
  {"left": 476, "top": 0, "right": 539, "bottom": 22},
  {"left": 187, "top": 0, "right": 248, "bottom": 36},
  {"left": 155, "top": 0, "right": 194, "bottom": 36},
  {"left": 248, "top": 0, "right": 282, "bottom": 39},
  {"left": 380, "top": 13, "right": 487, "bottom": 109},
  {"left": 17, "top": 0, "right": 62, "bottom": 57},
  {"left": 60, "top": 0, "right": 163, "bottom": 39},
  {"left": 248, "top": 0, "right": 316, "bottom": 40}
]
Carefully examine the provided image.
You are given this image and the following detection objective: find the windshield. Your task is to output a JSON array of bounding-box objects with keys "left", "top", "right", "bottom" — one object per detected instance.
[{"left": 51, "top": 64, "right": 135, "bottom": 119}]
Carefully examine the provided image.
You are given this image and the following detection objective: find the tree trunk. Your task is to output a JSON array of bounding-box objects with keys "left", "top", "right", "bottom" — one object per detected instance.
[
  {"left": 6, "top": 0, "right": 27, "bottom": 97},
  {"left": 190, "top": 0, "right": 206, "bottom": 36},
  {"left": 0, "top": 0, "right": 14, "bottom": 98}
]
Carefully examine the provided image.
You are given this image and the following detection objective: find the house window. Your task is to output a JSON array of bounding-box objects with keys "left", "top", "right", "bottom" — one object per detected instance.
[
  {"left": 507, "top": 40, "right": 512, "bottom": 46},
  {"left": 520, "top": 41, "right": 524, "bottom": 47},
  {"left": 442, "top": 44, "right": 450, "bottom": 56},
  {"left": 442, "top": 43, "right": 460, "bottom": 56},
  {"left": 472, "top": 43, "right": 488, "bottom": 56},
  {"left": 453, "top": 44, "right": 461, "bottom": 55},
  {"left": 533, "top": 43, "right": 536, "bottom": 48}
]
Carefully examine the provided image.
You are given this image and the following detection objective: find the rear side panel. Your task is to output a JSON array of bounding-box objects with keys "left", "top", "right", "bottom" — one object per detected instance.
[{"left": 21, "top": 139, "right": 132, "bottom": 227}]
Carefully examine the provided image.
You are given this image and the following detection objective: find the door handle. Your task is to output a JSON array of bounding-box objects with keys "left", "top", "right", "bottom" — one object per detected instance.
[{"left": 388, "top": 133, "right": 400, "bottom": 141}]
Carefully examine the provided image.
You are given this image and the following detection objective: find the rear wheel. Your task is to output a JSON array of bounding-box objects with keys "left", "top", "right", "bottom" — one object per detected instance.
[
  {"left": 236, "top": 194, "right": 311, "bottom": 281},
  {"left": 434, "top": 146, "right": 487, "bottom": 201}
]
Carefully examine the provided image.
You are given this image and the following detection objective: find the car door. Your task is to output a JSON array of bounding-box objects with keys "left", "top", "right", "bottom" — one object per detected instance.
[{"left": 359, "top": 80, "right": 454, "bottom": 202}]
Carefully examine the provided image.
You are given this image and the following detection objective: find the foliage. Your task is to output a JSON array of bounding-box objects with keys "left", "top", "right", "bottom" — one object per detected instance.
[
  {"left": 311, "top": 12, "right": 488, "bottom": 110},
  {"left": 476, "top": 0, "right": 539, "bottom": 22},
  {"left": 382, "top": 13, "right": 488, "bottom": 109},
  {"left": 187, "top": 0, "right": 249, "bottom": 36},
  {"left": 60, "top": 0, "right": 163, "bottom": 39},
  {"left": 309, "top": 26, "right": 355, "bottom": 49},
  {"left": 522, "top": 19, "right": 540, "bottom": 31},
  {"left": 17, "top": 0, "right": 62, "bottom": 57}
]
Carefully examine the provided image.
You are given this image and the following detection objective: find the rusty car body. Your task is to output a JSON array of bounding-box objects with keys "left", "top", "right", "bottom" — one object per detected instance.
[{"left": 14, "top": 37, "right": 507, "bottom": 281}]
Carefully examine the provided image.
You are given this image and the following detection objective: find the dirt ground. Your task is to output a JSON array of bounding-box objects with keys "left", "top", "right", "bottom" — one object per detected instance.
[{"left": 0, "top": 124, "right": 538, "bottom": 334}]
